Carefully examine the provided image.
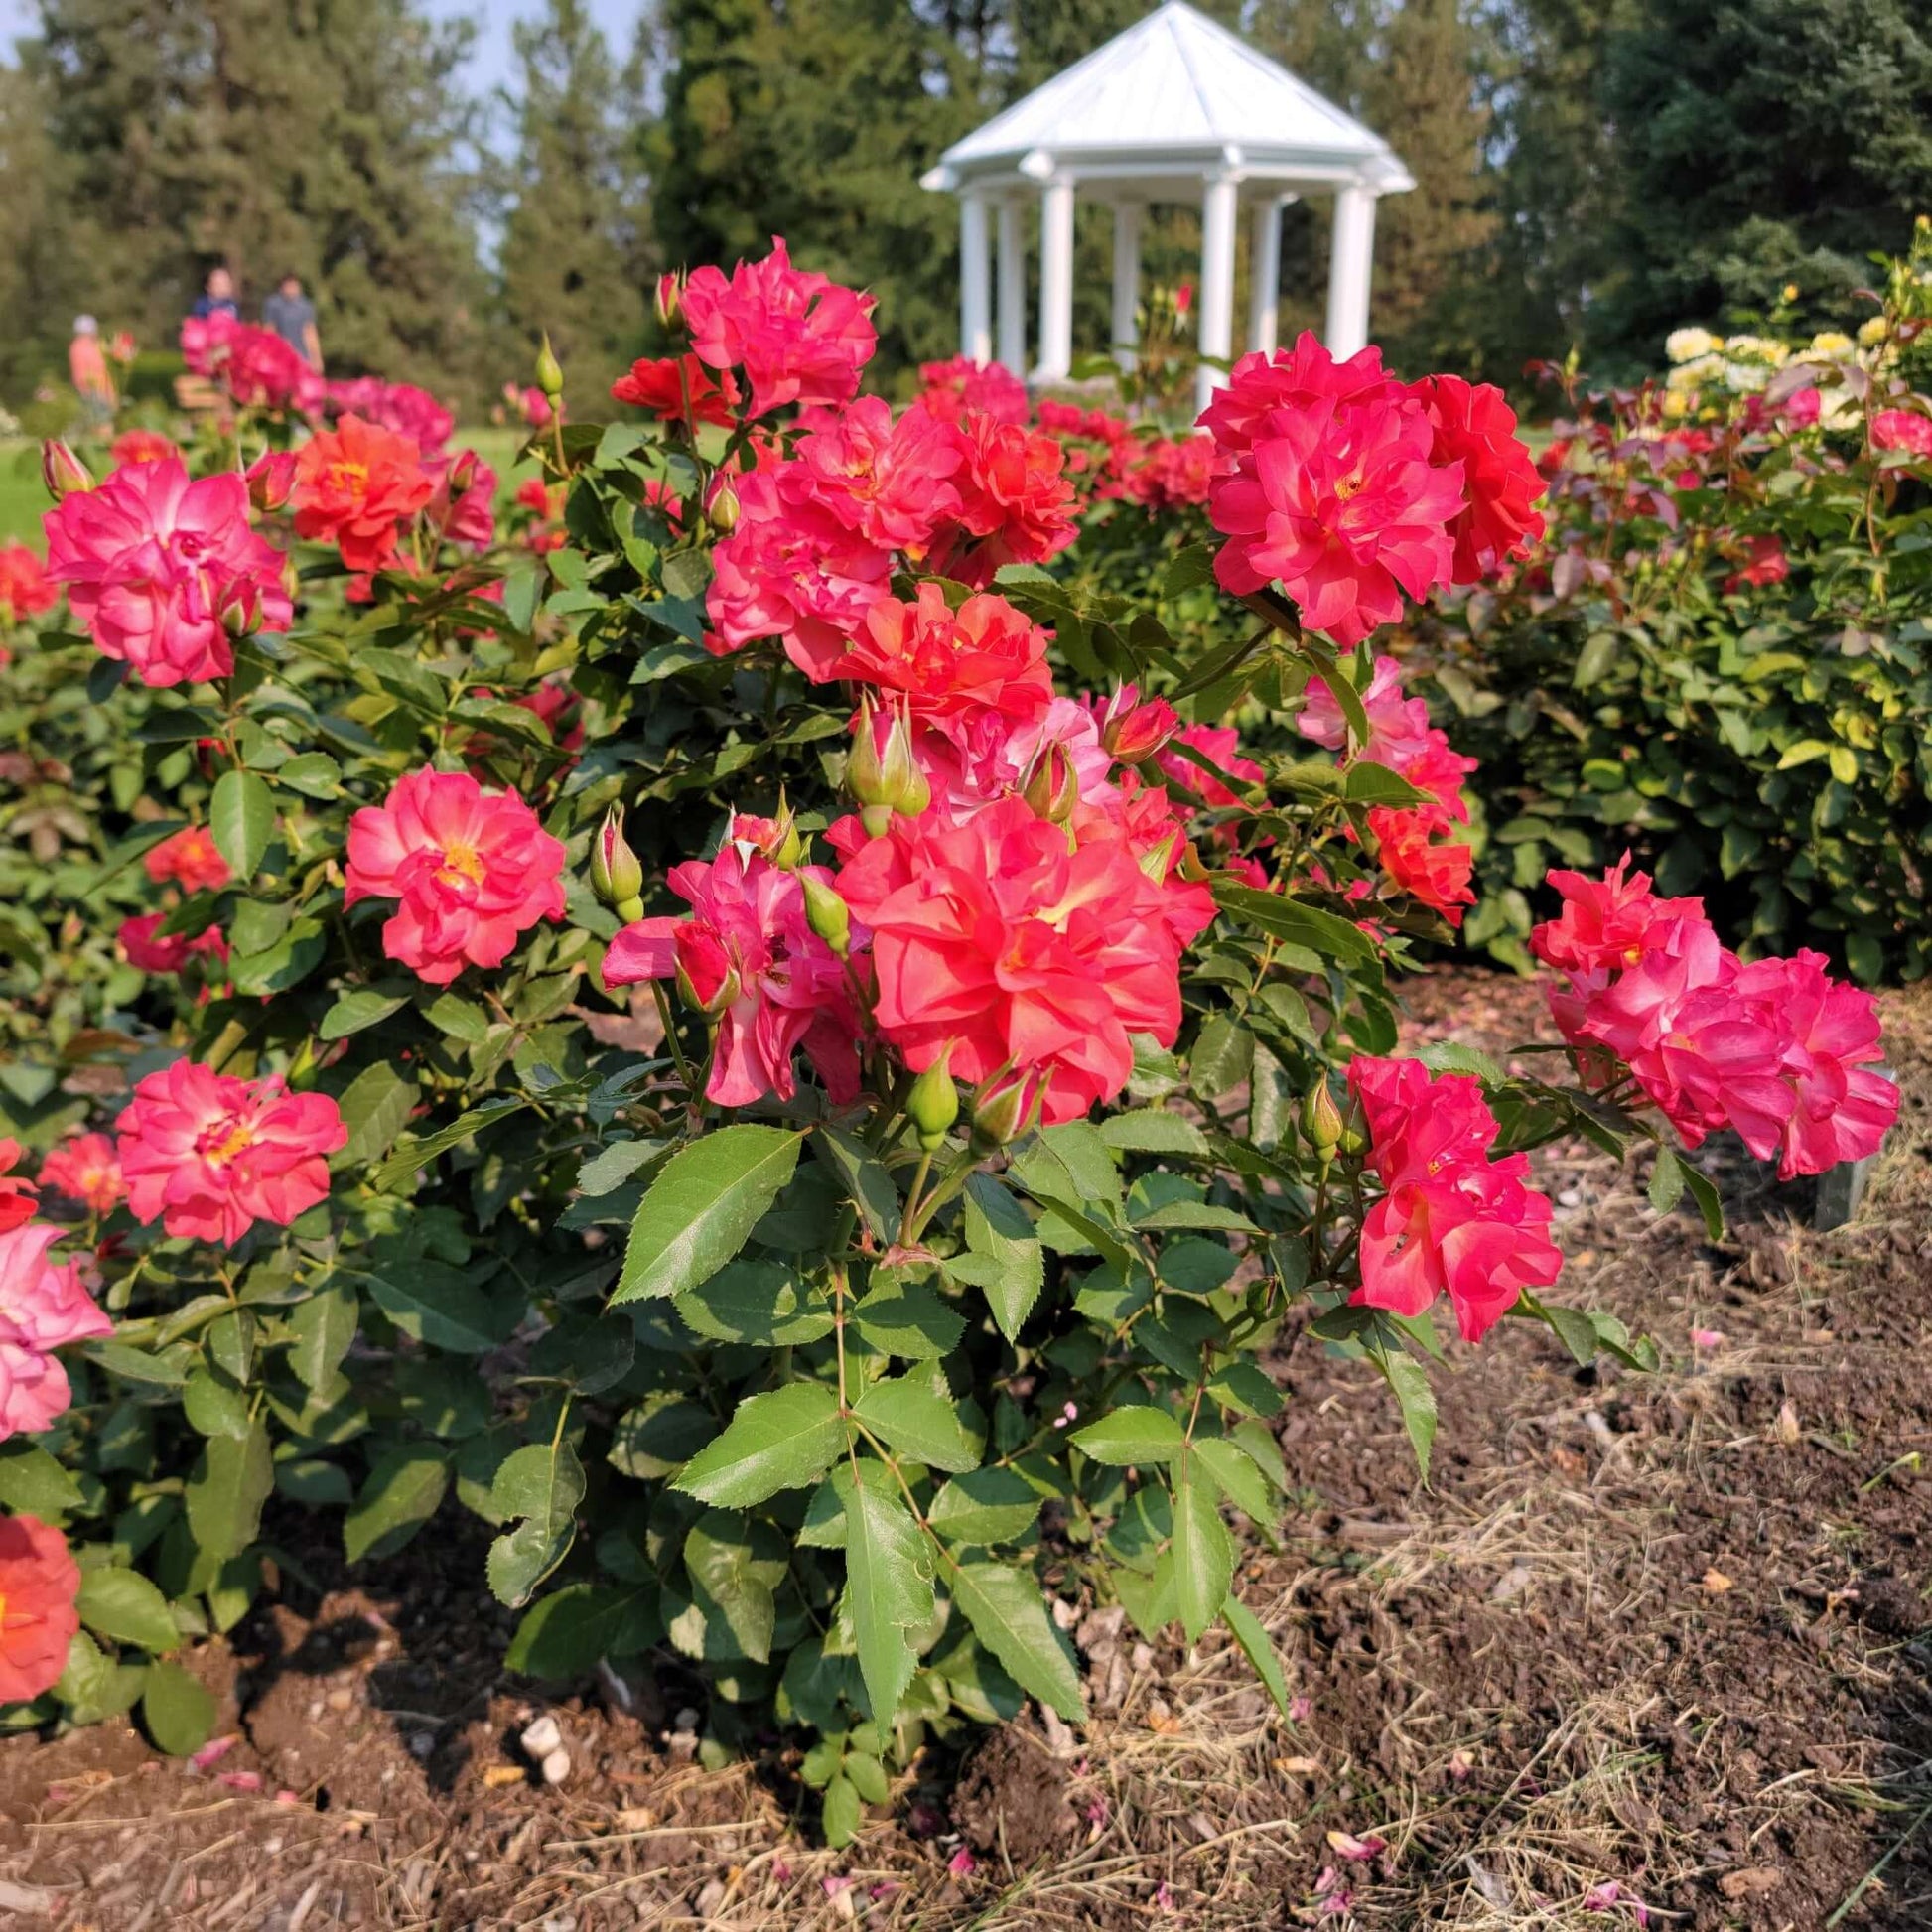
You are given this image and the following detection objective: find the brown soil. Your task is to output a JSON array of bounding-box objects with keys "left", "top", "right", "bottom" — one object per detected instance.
[{"left": 2, "top": 968, "right": 1929, "bottom": 1930}]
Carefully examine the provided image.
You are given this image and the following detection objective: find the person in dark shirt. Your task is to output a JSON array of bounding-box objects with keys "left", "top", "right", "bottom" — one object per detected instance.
[
  {"left": 262, "top": 272, "right": 323, "bottom": 370},
  {"left": 190, "top": 265, "right": 239, "bottom": 322}
]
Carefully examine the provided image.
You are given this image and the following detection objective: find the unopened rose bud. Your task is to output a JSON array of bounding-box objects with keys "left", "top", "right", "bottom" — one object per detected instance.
[
  {"left": 1302, "top": 1082, "right": 1343, "bottom": 1161},
  {"left": 448, "top": 448, "right": 480, "bottom": 495},
  {"left": 655, "top": 272, "right": 684, "bottom": 331},
  {"left": 1101, "top": 688, "right": 1180, "bottom": 764},
  {"left": 1022, "top": 742, "right": 1079, "bottom": 824},
  {"left": 885, "top": 718, "right": 927, "bottom": 822},
  {"left": 41, "top": 440, "right": 92, "bottom": 501},
  {"left": 535, "top": 333, "right": 564, "bottom": 401},
  {"left": 591, "top": 803, "right": 644, "bottom": 920},
  {"left": 219, "top": 591, "right": 256, "bottom": 637},
  {"left": 674, "top": 930, "right": 739, "bottom": 1017},
  {"left": 907, "top": 1044, "right": 960, "bottom": 1152},
  {"left": 970, "top": 1067, "right": 1042, "bottom": 1148},
  {"left": 708, "top": 483, "right": 741, "bottom": 534},
  {"left": 245, "top": 448, "right": 297, "bottom": 514},
  {"left": 729, "top": 792, "right": 801, "bottom": 869},
  {"left": 800, "top": 873, "right": 851, "bottom": 957},
  {"left": 848, "top": 695, "right": 892, "bottom": 810}
]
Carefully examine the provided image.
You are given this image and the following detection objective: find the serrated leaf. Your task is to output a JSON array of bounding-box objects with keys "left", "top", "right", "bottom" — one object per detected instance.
[
  {"left": 1192, "top": 1437, "right": 1278, "bottom": 1527},
  {"left": 1343, "top": 759, "right": 1431, "bottom": 807},
  {"left": 1679, "top": 1161, "right": 1725, "bottom": 1240},
  {"left": 331, "top": 1061, "right": 416, "bottom": 1169},
  {"left": 319, "top": 988, "right": 410, "bottom": 1040},
  {"left": 1096, "top": 1110, "right": 1211, "bottom": 1156},
  {"left": 927, "top": 1467, "right": 1041, "bottom": 1546},
  {"left": 674, "top": 1260, "right": 833, "bottom": 1345},
  {"left": 683, "top": 1511, "right": 785, "bottom": 1663},
  {"left": 75, "top": 1567, "right": 181, "bottom": 1654},
  {"left": 1171, "top": 1478, "right": 1234, "bottom": 1643},
  {"left": 507, "top": 1585, "right": 659, "bottom": 1677},
  {"left": 674, "top": 1382, "right": 844, "bottom": 1507},
  {"left": 1649, "top": 1143, "right": 1687, "bottom": 1215},
  {"left": 945, "top": 1560, "right": 1084, "bottom": 1720},
  {"left": 0, "top": 1441, "right": 85, "bottom": 1517},
  {"left": 958, "top": 1173, "right": 1044, "bottom": 1340},
  {"left": 142, "top": 1659, "right": 216, "bottom": 1755},
  {"left": 363, "top": 1262, "right": 501, "bottom": 1354},
  {"left": 486, "top": 1438, "right": 586, "bottom": 1608},
  {"left": 185, "top": 1420, "right": 273, "bottom": 1560},
  {"left": 1210, "top": 882, "right": 1379, "bottom": 968},
  {"left": 613, "top": 1126, "right": 803, "bottom": 1303},
  {"left": 286, "top": 1281, "right": 358, "bottom": 1391},
  {"left": 840, "top": 1473, "right": 933, "bottom": 1726},
  {"left": 1373, "top": 1346, "right": 1439, "bottom": 1478},
  {"left": 853, "top": 1277, "right": 966, "bottom": 1359},
  {"left": 345, "top": 1447, "right": 450, "bottom": 1564},
  {"left": 1070, "top": 1405, "right": 1185, "bottom": 1465},
  {"left": 815, "top": 1126, "right": 899, "bottom": 1245},
  {"left": 368, "top": 1097, "right": 527, "bottom": 1191},
  {"left": 1220, "top": 1593, "right": 1292, "bottom": 1717},
  {"left": 182, "top": 1369, "right": 251, "bottom": 1441},
  {"left": 209, "top": 768, "right": 274, "bottom": 881},
  {"left": 822, "top": 1771, "right": 863, "bottom": 1846},
  {"left": 854, "top": 1373, "right": 984, "bottom": 1473}
]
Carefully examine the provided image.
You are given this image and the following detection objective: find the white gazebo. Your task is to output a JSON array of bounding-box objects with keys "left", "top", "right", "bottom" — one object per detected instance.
[{"left": 921, "top": 0, "right": 1414, "bottom": 415}]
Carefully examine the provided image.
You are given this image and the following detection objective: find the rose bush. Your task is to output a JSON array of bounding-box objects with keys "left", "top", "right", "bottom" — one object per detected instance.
[{"left": 0, "top": 241, "right": 1897, "bottom": 1839}]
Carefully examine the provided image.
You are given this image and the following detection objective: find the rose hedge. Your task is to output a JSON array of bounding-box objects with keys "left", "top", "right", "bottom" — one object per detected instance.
[{"left": 0, "top": 247, "right": 1897, "bottom": 1842}]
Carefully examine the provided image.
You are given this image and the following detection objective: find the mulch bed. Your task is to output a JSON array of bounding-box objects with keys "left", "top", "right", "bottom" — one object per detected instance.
[{"left": 2, "top": 968, "right": 1929, "bottom": 1930}]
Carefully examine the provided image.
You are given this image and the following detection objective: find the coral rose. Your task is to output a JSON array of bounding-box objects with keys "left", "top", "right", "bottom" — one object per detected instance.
[
  {"left": 836, "top": 795, "right": 1214, "bottom": 1124},
  {"left": 1871, "top": 409, "right": 1932, "bottom": 458},
  {"left": 116, "top": 1061, "right": 345, "bottom": 1248},
  {"left": 1409, "top": 374, "right": 1547, "bottom": 583},
  {"left": 0, "top": 1515, "right": 81, "bottom": 1704},
  {"left": 1368, "top": 806, "right": 1476, "bottom": 924},
  {"left": 345, "top": 769, "right": 566, "bottom": 984},
  {"left": 37, "top": 1134, "right": 124, "bottom": 1217},
  {"left": 0, "top": 1221, "right": 113, "bottom": 1440},
  {"left": 681, "top": 236, "right": 877, "bottom": 417},
  {"left": 1346, "top": 1056, "right": 1564, "bottom": 1342},
  {"left": 0, "top": 1143, "right": 37, "bottom": 1235},
  {"left": 610, "top": 353, "right": 741, "bottom": 429},
  {"left": 292, "top": 414, "right": 436, "bottom": 576},
  {"left": 109, "top": 429, "right": 179, "bottom": 467},
  {"left": 324, "top": 377, "right": 454, "bottom": 457},
  {"left": 926, "top": 414, "right": 1080, "bottom": 588},
  {"left": 603, "top": 847, "right": 861, "bottom": 1108},
  {"left": 916, "top": 355, "right": 1030, "bottom": 427},
  {"left": 118, "top": 912, "right": 229, "bottom": 976},
  {"left": 43, "top": 459, "right": 291, "bottom": 687},
  {"left": 834, "top": 585, "right": 1052, "bottom": 725},
  {"left": 145, "top": 824, "right": 230, "bottom": 894},
  {"left": 0, "top": 544, "right": 59, "bottom": 624}
]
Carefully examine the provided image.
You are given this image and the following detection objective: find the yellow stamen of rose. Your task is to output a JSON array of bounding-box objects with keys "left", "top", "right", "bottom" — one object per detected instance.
[
  {"left": 438, "top": 839, "right": 485, "bottom": 888},
  {"left": 207, "top": 1122, "right": 254, "bottom": 1165}
]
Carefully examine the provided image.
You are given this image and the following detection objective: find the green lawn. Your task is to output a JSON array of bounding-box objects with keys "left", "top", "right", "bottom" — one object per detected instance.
[{"left": 0, "top": 427, "right": 543, "bottom": 547}]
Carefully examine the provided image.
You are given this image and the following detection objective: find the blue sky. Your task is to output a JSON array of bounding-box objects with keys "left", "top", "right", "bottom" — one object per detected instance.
[{"left": 0, "top": 1, "right": 645, "bottom": 94}]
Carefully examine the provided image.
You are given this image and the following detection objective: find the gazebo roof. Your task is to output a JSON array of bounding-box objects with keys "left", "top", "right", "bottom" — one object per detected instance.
[{"left": 927, "top": 0, "right": 1412, "bottom": 196}]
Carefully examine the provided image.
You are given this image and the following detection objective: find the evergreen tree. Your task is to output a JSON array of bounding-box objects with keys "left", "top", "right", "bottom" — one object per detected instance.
[
  {"left": 648, "top": 0, "right": 976, "bottom": 385},
  {"left": 1592, "top": 0, "right": 1932, "bottom": 356},
  {"left": 23, "top": 0, "right": 489, "bottom": 396},
  {"left": 498, "top": 0, "right": 652, "bottom": 380}
]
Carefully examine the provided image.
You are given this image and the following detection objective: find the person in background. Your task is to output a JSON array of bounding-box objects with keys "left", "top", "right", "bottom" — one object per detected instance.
[
  {"left": 68, "top": 316, "right": 115, "bottom": 428},
  {"left": 191, "top": 264, "right": 239, "bottom": 323},
  {"left": 262, "top": 271, "right": 322, "bottom": 370}
]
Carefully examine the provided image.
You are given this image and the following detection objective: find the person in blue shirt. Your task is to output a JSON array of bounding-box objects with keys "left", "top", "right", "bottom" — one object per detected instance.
[{"left": 190, "top": 265, "right": 239, "bottom": 322}]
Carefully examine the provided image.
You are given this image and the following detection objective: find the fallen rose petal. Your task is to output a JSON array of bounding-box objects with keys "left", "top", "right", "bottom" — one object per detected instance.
[
  {"left": 218, "top": 1770, "right": 263, "bottom": 1792},
  {"left": 947, "top": 1847, "right": 976, "bottom": 1876},
  {"left": 1325, "top": 1829, "right": 1387, "bottom": 1861},
  {"left": 191, "top": 1734, "right": 238, "bottom": 1771}
]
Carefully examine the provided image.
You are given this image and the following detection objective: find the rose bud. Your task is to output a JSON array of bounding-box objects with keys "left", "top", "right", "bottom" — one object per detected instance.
[
  {"left": 591, "top": 803, "right": 645, "bottom": 921},
  {"left": 655, "top": 271, "right": 684, "bottom": 332},
  {"left": 245, "top": 448, "right": 298, "bottom": 514},
  {"left": 1022, "top": 742, "right": 1080, "bottom": 825},
  {"left": 800, "top": 874, "right": 851, "bottom": 957},
  {"left": 970, "top": 1067, "right": 1043, "bottom": 1148},
  {"left": 674, "top": 927, "right": 739, "bottom": 1017},
  {"left": 41, "top": 439, "right": 93, "bottom": 501},
  {"left": 534, "top": 333, "right": 564, "bottom": 401},
  {"left": 907, "top": 1044, "right": 960, "bottom": 1153}
]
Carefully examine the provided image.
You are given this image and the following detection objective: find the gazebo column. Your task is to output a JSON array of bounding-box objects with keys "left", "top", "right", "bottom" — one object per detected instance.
[
  {"left": 1110, "top": 202, "right": 1142, "bottom": 369},
  {"left": 959, "top": 192, "right": 992, "bottom": 364},
  {"left": 1325, "top": 184, "right": 1378, "bottom": 357},
  {"left": 1194, "top": 169, "right": 1239, "bottom": 418},
  {"left": 1034, "top": 175, "right": 1076, "bottom": 385},
  {"left": 997, "top": 199, "right": 1028, "bottom": 375},
  {"left": 1247, "top": 196, "right": 1289, "bottom": 355}
]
